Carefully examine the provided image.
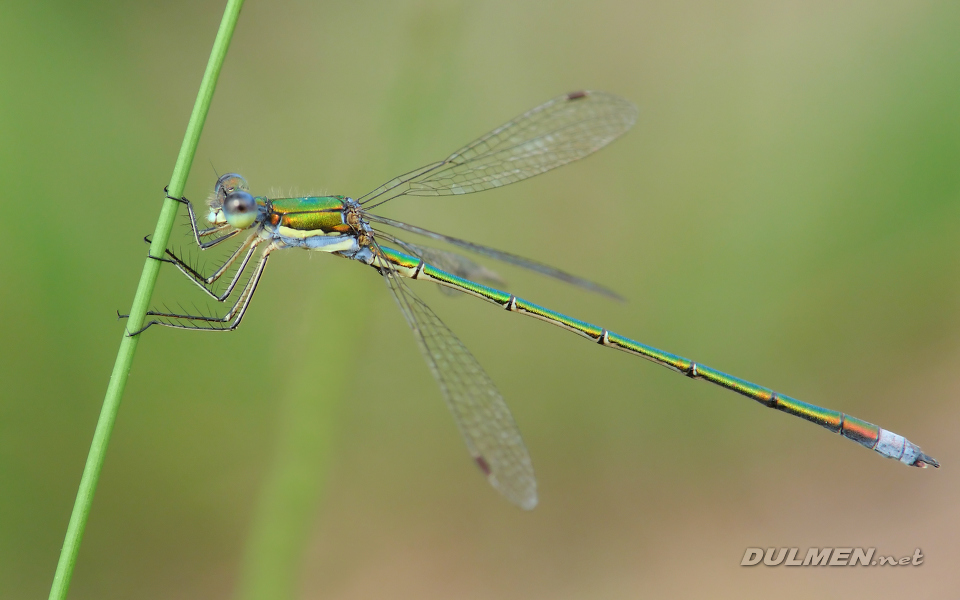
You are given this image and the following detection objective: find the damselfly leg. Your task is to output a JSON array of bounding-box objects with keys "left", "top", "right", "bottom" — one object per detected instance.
[
  {"left": 127, "top": 234, "right": 277, "bottom": 334},
  {"left": 164, "top": 190, "right": 240, "bottom": 249},
  {"left": 145, "top": 232, "right": 262, "bottom": 301}
]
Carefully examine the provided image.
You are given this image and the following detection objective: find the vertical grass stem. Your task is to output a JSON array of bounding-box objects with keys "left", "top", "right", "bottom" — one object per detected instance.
[{"left": 48, "top": 1, "right": 245, "bottom": 598}]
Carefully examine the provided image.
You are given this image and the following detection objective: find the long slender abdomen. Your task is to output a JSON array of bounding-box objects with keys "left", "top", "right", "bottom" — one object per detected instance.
[{"left": 383, "top": 246, "right": 939, "bottom": 469}]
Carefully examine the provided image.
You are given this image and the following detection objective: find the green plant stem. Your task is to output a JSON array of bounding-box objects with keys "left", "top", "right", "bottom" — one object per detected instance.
[{"left": 48, "top": 2, "right": 245, "bottom": 598}]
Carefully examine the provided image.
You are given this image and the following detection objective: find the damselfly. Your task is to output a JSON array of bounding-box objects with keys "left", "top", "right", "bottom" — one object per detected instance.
[{"left": 132, "top": 91, "right": 938, "bottom": 510}]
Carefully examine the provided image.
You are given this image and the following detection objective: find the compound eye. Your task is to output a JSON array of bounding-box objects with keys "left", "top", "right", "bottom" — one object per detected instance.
[
  {"left": 215, "top": 173, "right": 249, "bottom": 203},
  {"left": 222, "top": 191, "right": 258, "bottom": 229}
]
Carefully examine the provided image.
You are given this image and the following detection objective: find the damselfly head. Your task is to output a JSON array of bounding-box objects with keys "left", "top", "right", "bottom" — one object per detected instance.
[
  {"left": 206, "top": 173, "right": 250, "bottom": 225},
  {"left": 214, "top": 173, "right": 249, "bottom": 205},
  {"left": 222, "top": 190, "right": 259, "bottom": 229}
]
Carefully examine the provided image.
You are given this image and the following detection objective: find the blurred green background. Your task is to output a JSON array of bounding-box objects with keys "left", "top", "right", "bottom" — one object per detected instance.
[{"left": 2, "top": 0, "right": 959, "bottom": 598}]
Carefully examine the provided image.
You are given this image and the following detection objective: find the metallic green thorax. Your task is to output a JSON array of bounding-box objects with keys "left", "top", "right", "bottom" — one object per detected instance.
[{"left": 268, "top": 196, "right": 349, "bottom": 233}]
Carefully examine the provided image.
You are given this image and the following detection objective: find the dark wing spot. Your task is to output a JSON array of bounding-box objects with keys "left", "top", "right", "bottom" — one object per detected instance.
[
  {"left": 567, "top": 90, "right": 588, "bottom": 100},
  {"left": 474, "top": 455, "right": 492, "bottom": 476}
]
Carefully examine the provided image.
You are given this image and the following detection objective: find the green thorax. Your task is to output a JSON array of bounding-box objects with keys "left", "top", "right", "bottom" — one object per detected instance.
[{"left": 267, "top": 196, "right": 350, "bottom": 233}]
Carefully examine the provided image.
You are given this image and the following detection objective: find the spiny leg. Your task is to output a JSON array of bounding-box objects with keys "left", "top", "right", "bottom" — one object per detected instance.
[
  {"left": 129, "top": 242, "right": 278, "bottom": 334},
  {"left": 164, "top": 187, "right": 238, "bottom": 249},
  {"left": 146, "top": 232, "right": 262, "bottom": 301}
]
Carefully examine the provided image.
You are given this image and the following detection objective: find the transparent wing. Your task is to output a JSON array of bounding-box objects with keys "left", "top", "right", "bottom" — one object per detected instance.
[
  {"left": 381, "top": 259, "right": 538, "bottom": 509},
  {"left": 376, "top": 230, "right": 505, "bottom": 288},
  {"left": 368, "top": 213, "right": 624, "bottom": 301},
  {"left": 359, "top": 90, "right": 637, "bottom": 209}
]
